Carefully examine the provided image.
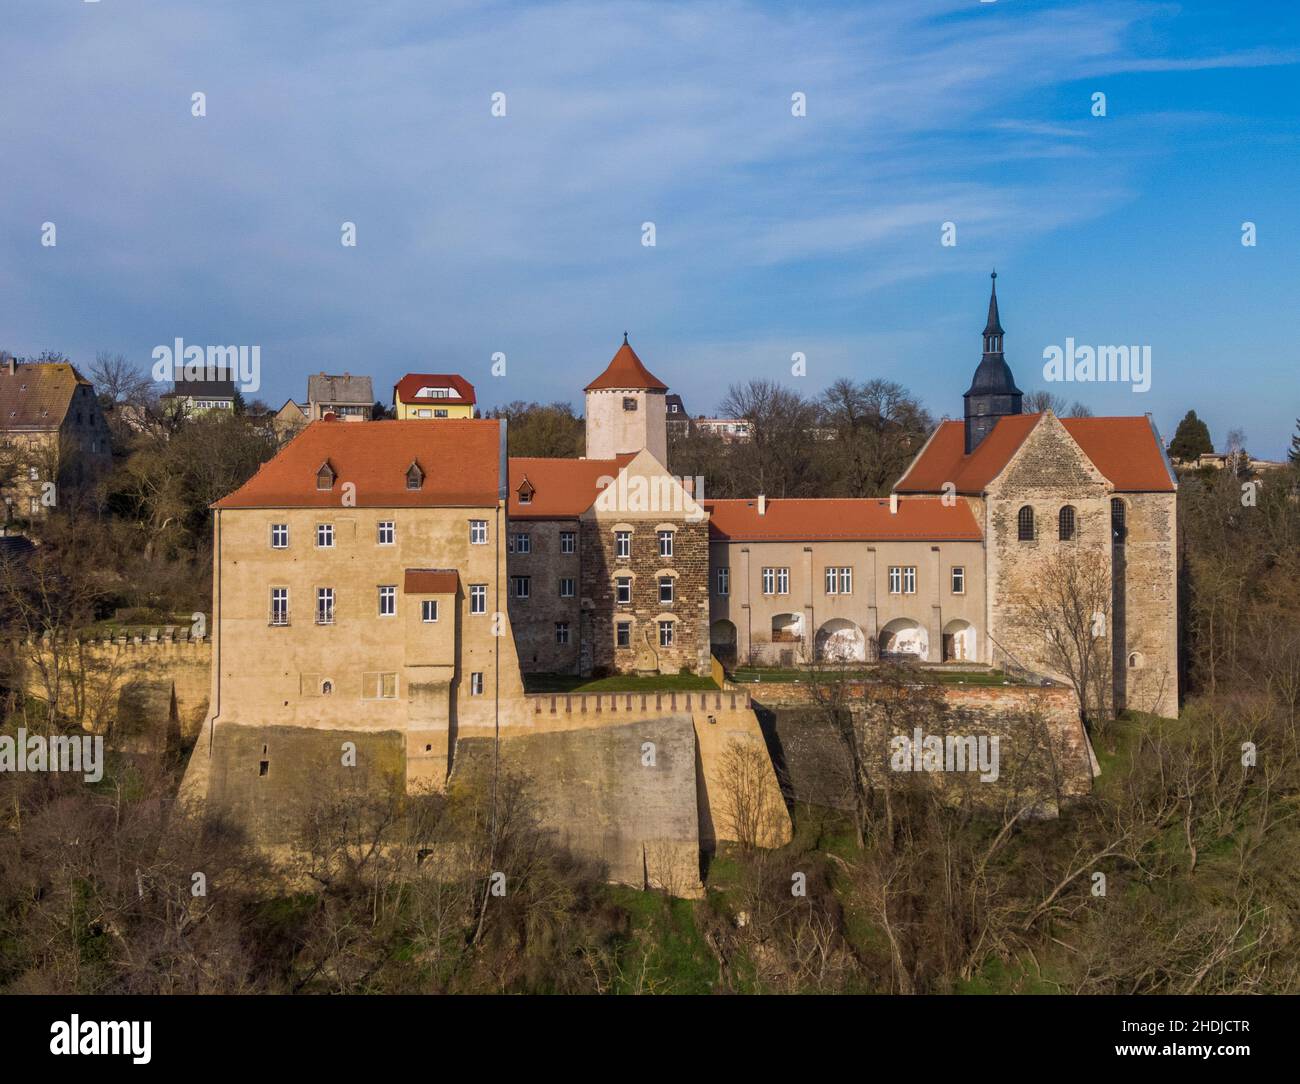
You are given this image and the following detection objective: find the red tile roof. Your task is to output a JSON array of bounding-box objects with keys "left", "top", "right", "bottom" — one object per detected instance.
[
  {"left": 214, "top": 419, "right": 501, "bottom": 508},
  {"left": 508, "top": 455, "right": 634, "bottom": 518},
  {"left": 1061, "top": 416, "right": 1176, "bottom": 492},
  {"left": 704, "top": 497, "right": 982, "bottom": 542},
  {"left": 584, "top": 342, "right": 668, "bottom": 392},
  {"left": 895, "top": 415, "right": 1174, "bottom": 494},
  {"left": 404, "top": 569, "right": 460, "bottom": 594},
  {"left": 394, "top": 373, "right": 476, "bottom": 406}
]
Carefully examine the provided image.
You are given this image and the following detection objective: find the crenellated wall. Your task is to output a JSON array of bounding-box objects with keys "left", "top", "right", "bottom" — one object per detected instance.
[{"left": 15, "top": 630, "right": 211, "bottom": 740}]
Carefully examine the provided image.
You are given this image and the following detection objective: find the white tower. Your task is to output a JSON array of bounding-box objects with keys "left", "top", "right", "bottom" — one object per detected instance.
[{"left": 583, "top": 335, "right": 668, "bottom": 463}]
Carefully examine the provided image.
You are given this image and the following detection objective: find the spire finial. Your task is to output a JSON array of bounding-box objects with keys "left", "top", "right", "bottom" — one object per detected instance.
[
  {"left": 983, "top": 270, "right": 1005, "bottom": 343},
  {"left": 623, "top": 330, "right": 628, "bottom": 345}
]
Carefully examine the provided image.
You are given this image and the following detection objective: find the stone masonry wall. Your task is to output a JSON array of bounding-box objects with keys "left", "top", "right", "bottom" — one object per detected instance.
[
  {"left": 746, "top": 680, "right": 1093, "bottom": 812},
  {"left": 506, "top": 518, "right": 582, "bottom": 674},
  {"left": 582, "top": 516, "right": 710, "bottom": 676}
]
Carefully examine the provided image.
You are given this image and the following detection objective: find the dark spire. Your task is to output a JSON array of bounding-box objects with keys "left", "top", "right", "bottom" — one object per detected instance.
[
  {"left": 983, "top": 270, "right": 1004, "bottom": 340},
  {"left": 963, "top": 271, "right": 1022, "bottom": 454},
  {"left": 623, "top": 330, "right": 629, "bottom": 345}
]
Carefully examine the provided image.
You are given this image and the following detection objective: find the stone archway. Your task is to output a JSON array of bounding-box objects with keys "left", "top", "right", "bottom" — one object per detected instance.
[
  {"left": 710, "top": 619, "right": 737, "bottom": 664},
  {"left": 942, "top": 619, "right": 976, "bottom": 662},
  {"left": 815, "top": 618, "right": 866, "bottom": 662},
  {"left": 879, "top": 617, "right": 928, "bottom": 660}
]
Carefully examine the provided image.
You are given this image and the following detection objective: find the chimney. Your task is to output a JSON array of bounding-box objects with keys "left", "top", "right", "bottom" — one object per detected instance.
[
  {"left": 889, "top": 493, "right": 898, "bottom": 515},
  {"left": 5, "top": 358, "right": 14, "bottom": 376},
  {"left": 757, "top": 494, "right": 766, "bottom": 516}
]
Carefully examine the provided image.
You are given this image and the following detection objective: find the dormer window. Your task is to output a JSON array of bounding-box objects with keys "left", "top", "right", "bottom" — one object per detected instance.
[
  {"left": 406, "top": 461, "right": 424, "bottom": 490},
  {"left": 316, "top": 461, "right": 335, "bottom": 490},
  {"left": 517, "top": 479, "right": 535, "bottom": 505}
]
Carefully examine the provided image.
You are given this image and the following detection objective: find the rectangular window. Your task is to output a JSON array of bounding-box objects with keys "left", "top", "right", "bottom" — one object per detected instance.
[
  {"left": 762, "top": 567, "right": 789, "bottom": 595},
  {"left": 555, "top": 622, "right": 570, "bottom": 645},
  {"left": 659, "top": 576, "right": 674, "bottom": 605},
  {"left": 470, "top": 584, "right": 487, "bottom": 614},
  {"left": 717, "top": 567, "right": 729, "bottom": 596},
  {"left": 825, "top": 567, "right": 838, "bottom": 595},
  {"left": 616, "top": 576, "right": 632, "bottom": 604},
  {"left": 421, "top": 599, "right": 439, "bottom": 622},
  {"left": 316, "top": 588, "right": 335, "bottom": 625},
  {"left": 658, "top": 530, "right": 673, "bottom": 558},
  {"left": 378, "top": 585, "right": 396, "bottom": 616},
  {"left": 951, "top": 566, "right": 965, "bottom": 595},
  {"left": 903, "top": 567, "right": 916, "bottom": 594},
  {"left": 316, "top": 523, "right": 334, "bottom": 548},
  {"left": 270, "top": 588, "right": 289, "bottom": 626},
  {"left": 362, "top": 672, "right": 399, "bottom": 699},
  {"left": 470, "top": 520, "right": 488, "bottom": 545},
  {"left": 470, "top": 672, "right": 484, "bottom": 696},
  {"left": 615, "top": 531, "right": 631, "bottom": 558},
  {"left": 659, "top": 620, "right": 674, "bottom": 647},
  {"left": 511, "top": 576, "right": 530, "bottom": 599},
  {"left": 559, "top": 577, "right": 575, "bottom": 598},
  {"left": 839, "top": 567, "right": 852, "bottom": 595},
  {"left": 509, "top": 532, "right": 530, "bottom": 555},
  {"left": 560, "top": 531, "right": 576, "bottom": 554},
  {"left": 377, "top": 521, "right": 395, "bottom": 545},
  {"left": 616, "top": 622, "right": 631, "bottom": 648},
  {"left": 889, "top": 567, "right": 902, "bottom": 595},
  {"left": 270, "top": 523, "right": 288, "bottom": 549}
]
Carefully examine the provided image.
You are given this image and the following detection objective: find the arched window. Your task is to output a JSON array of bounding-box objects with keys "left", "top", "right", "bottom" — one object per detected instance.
[
  {"left": 1017, "top": 506, "right": 1035, "bottom": 541},
  {"left": 1111, "top": 498, "right": 1126, "bottom": 543},
  {"left": 1058, "top": 505, "right": 1077, "bottom": 541}
]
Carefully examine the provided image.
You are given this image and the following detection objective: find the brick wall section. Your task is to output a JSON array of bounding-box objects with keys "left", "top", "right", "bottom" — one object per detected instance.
[
  {"left": 506, "top": 518, "right": 582, "bottom": 674},
  {"left": 1118, "top": 492, "right": 1178, "bottom": 718},
  {"left": 581, "top": 516, "right": 710, "bottom": 676}
]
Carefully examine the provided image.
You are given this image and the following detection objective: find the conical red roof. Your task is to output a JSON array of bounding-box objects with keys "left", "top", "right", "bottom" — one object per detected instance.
[{"left": 584, "top": 340, "right": 668, "bottom": 392}]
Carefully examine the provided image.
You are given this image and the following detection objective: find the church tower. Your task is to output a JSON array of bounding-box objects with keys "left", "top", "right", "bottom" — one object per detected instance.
[
  {"left": 584, "top": 335, "right": 668, "bottom": 463},
  {"left": 963, "top": 271, "right": 1023, "bottom": 453}
]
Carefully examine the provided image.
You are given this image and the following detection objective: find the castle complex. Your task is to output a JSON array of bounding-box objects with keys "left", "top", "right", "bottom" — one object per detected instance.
[{"left": 179, "top": 276, "right": 1177, "bottom": 884}]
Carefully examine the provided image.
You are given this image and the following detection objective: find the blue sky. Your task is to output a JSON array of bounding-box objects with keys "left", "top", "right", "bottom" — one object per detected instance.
[{"left": 2, "top": 0, "right": 1297, "bottom": 455}]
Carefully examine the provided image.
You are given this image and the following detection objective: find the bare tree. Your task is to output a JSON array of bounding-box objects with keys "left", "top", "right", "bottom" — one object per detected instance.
[{"left": 1021, "top": 549, "right": 1113, "bottom": 726}]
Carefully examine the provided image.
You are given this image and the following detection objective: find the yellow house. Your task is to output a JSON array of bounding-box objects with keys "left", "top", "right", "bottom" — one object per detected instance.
[
  {"left": 393, "top": 373, "right": 476, "bottom": 420},
  {"left": 199, "top": 416, "right": 523, "bottom": 790}
]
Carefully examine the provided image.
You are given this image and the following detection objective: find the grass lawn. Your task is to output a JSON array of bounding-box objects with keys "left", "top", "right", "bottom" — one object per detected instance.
[{"left": 523, "top": 672, "right": 720, "bottom": 693}]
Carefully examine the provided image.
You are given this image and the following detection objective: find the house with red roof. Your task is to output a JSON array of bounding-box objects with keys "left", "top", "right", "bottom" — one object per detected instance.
[{"left": 393, "top": 373, "right": 476, "bottom": 419}]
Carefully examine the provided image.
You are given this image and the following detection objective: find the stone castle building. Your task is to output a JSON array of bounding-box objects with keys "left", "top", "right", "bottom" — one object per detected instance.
[
  {"left": 180, "top": 277, "right": 1175, "bottom": 884},
  {"left": 895, "top": 274, "right": 1178, "bottom": 718}
]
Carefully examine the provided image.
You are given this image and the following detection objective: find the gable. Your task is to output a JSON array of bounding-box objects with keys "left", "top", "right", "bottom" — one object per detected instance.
[
  {"left": 897, "top": 413, "right": 1176, "bottom": 495},
  {"left": 588, "top": 448, "right": 703, "bottom": 522},
  {"left": 990, "top": 413, "right": 1108, "bottom": 495}
]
